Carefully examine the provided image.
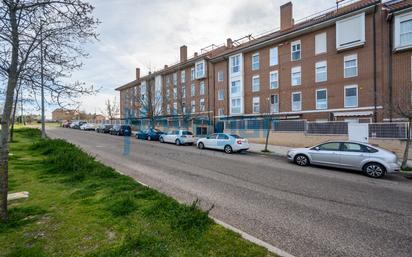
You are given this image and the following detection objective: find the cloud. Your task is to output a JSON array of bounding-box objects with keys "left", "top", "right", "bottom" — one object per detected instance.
[{"left": 53, "top": 0, "right": 335, "bottom": 118}]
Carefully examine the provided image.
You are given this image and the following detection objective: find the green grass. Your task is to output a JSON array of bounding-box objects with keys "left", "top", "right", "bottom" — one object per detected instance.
[{"left": 0, "top": 128, "right": 275, "bottom": 257}]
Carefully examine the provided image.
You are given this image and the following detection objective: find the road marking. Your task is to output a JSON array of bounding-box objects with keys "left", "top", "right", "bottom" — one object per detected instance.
[
  {"left": 115, "top": 169, "right": 294, "bottom": 257},
  {"left": 212, "top": 218, "right": 295, "bottom": 257}
]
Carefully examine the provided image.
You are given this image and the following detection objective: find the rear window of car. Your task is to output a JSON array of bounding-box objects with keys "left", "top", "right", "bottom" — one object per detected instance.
[
  {"left": 230, "top": 134, "right": 242, "bottom": 139},
  {"left": 218, "top": 134, "right": 229, "bottom": 140},
  {"left": 182, "top": 131, "right": 193, "bottom": 135}
]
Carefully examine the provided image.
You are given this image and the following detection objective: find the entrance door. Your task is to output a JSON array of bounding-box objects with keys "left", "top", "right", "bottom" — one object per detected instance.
[{"left": 348, "top": 123, "right": 369, "bottom": 143}]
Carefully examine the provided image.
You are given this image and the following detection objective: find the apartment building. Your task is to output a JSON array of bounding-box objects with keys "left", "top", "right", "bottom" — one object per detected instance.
[{"left": 116, "top": 0, "right": 412, "bottom": 127}]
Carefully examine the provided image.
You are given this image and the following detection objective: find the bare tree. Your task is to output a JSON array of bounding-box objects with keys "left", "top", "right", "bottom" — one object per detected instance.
[
  {"left": 392, "top": 100, "right": 412, "bottom": 169},
  {"left": 0, "top": 0, "right": 98, "bottom": 221},
  {"left": 102, "top": 97, "right": 119, "bottom": 120}
]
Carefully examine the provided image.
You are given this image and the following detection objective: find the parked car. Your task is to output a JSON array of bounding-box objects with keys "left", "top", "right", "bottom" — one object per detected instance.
[
  {"left": 70, "top": 121, "right": 86, "bottom": 129},
  {"left": 62, "top": 121, "right": 71, "bottom": 128},
  {"left": 109, "top": 125, "right": 132, "bottom": 136},
  {"left": 159, "top": 130, "right": 194, "bottom": 145},
  {"left": 80, "top": 123, "right": 96, "bottom": 131},
  {"left": 136, "top": 128, "right": 165, "bottom": 141},
  {"left": 197, "top": 133, "right": 249, "bottom": 154},
  {"left": 287, "top": 141, "right": 400, "bottom": 178},
  {"left": 96, "top": 124, "right": 113, "bottom": 133}
]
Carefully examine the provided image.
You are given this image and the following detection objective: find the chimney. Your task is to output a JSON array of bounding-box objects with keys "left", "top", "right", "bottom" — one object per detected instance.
[
  {"left": 164, "top": 64, "right": 168, "bottom": 69},
  {"left": 280, "top": 2, "right": 294, "bottom": 30},
  {"left": 194, "top": 52, "right": 198, "bottom": 57},
  {"left": 180, "top": 45, "right": 187, "bottom": 62},
  {"left": 226, "top": 38, "right": 233, "bottom": 48},
  {"left": 136, "top": 68, "right": 140, "bottom": 80}
]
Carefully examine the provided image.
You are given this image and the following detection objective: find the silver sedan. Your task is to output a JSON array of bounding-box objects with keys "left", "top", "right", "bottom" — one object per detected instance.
[{"left": 287, "top": 141, "right": 400, "bottom": 178}]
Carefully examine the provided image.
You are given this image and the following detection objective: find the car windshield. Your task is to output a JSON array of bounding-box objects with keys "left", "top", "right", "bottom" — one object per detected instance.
[
  {"left": 121, "top": 125, "right": 130, "bottom": 129},
  {"left": 230, "top": 134, "right": 242, "bottom": 139},
  {"left": 153, "top": 129, "right": 161, "bottom": 132},
  {"left": 182, "top": 131, "right": 193, "bottom": 135}
]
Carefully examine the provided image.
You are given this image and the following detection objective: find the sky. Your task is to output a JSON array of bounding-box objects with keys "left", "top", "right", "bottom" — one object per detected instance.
[{"left": 44, "top": 0, "right": 337, "bottom": 117}]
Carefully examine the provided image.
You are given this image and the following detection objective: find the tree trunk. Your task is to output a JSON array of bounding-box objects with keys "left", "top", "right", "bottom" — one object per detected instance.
[
  {"left": 401, "top": 119, "right": 412, "bottom": 169},
  {"left": 10, "top": 86, "right": 20, "bottom": 142},
  {"left": 264, "top": 117, "right": 271, "bottom": 152},
  {"left": 0, "top": 7, "right": 19, "bottom": 222}
]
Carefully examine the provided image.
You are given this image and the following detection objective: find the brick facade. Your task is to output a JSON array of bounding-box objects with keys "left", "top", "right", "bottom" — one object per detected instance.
[{"left": 116, "top": 0, "right": 412, "bottom": 126}]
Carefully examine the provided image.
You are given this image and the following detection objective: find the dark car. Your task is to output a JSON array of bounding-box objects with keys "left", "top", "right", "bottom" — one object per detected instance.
[
  {"left": 96, "top": 124, "right": 113, "bottom": 133},
  {"left": 136, "top": 128, "right": 165, "bottom": 141},
  {"left": 109, "top": 125, "right": 132, "bottom": 136},
  {"left": 72, "top": 121, "right": 86, "bottom": 129}
]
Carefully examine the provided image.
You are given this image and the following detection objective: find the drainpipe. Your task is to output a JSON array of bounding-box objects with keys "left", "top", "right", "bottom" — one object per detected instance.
[
  {"left": 212, "top": 62, "right": 216, "bottom": 132},
  {"left": 387, "top": 12, "right": 393, "bottom": 122},
  {"left": 373, "top": 4, "right": 378, "bottom": 122}
]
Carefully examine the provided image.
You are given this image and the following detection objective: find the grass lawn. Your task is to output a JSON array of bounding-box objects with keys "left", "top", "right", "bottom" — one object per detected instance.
[{"left": 1, "top": 128, "right": 275, "bottom": 257}]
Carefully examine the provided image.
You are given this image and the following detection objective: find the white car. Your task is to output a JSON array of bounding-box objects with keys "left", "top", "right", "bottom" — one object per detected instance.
[
  {"left": 159, "top": 130, "right": 195, "bottom": 145},
  {"left": 80, "top": 123, "right": 96, "bottom": 131},
  {"left": 197, "top": 133, "right": 249, "bottom": 154},
  {"left": 287, "top": 141, "right": 400, "bottom": 178}
]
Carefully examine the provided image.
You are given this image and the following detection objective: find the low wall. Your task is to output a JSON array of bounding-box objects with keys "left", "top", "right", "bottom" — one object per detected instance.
[{"left": 225, "top": 129, "right": 411, "bottom": 159}]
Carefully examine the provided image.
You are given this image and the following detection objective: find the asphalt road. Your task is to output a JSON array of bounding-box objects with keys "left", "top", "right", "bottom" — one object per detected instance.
[{"left": 47, "top": 127, "right": 412, "bottom": 257}]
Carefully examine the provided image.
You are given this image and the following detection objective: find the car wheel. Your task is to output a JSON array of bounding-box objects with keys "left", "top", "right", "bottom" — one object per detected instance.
[
  {"left": 159, "top": 137, "right": 164, "bottom": 143},
  {"left": 148, "top": 136, "right": 151, "bottom": 141},
  {"left": 224, "top": 145, "right": 233, "bottom": 154},
  {"left": 175, "top": 139, "right": 181, "bottom": 146},
  {"left": 198, "top": 142, "right": 205, "bottom": 149},
  {"left": 294, "top": 154, "right": 309, "bottom": 166},
  {"left": 363, "top": 163, "right": 386, "bottom": 178}
]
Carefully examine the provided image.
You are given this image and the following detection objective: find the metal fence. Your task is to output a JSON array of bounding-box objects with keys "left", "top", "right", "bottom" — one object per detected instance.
[
  {"left": 223, "top": 119, "right": 409, "bottom": 139},
  {"left": 306, "top": 121, "right": 348, "bottom": 135}
]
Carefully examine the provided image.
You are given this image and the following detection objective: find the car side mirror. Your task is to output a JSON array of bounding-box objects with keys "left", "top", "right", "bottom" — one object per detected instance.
[{"left": 315, "top": 147, "right": 320, "bottom": 151}]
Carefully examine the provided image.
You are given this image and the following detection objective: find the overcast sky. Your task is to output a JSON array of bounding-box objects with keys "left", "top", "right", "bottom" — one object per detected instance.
[{"left": 54, "top": 0, "right": 336, "bottom": 117}]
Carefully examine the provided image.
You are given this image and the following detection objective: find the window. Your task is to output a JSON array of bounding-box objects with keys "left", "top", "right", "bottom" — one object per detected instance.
[
  {"left": 231, "top": 80, "right": 240, "bottom": 96},
  {"left": 200, "top": 81, "right": 205, "bottom": 95},
  {"left": 182, "top": 86, "right": 186, "bottom": 98},
  {"left": 231, "top": 98, "right": 241, "bottom": 114},
  {"left": 344, "top": 54, "right": 358, "bottom": 78},
  {"left": 252, "top": 75, "right": 260, "bottom": 92},
  {"left": 173, "top": 102, "right": 177, "bottom": 114},
  {"left": 218, "top": 89, "right": 224, "bottom": 100},
  {"left": 218, "top": 108, "right": 224, "bottom": 116},
  {"left": 195, "top": 60, "right": 206, "bottom": 79},
  {"left": 166, "top": 77, "right": 170, "bottom": 86},
  {"left": 191, "top": 100, "right": 196, "bottom": 113},
  {"left": 200, "top": 98, "right": 205, "bottom": 112},
  {"left": 191, "top": 84, "right": 195, "bottom": 97},
  {"left": 173, "top": 88, "right": 177, "bottom": 99},
  {"left": 252, "top": 97, "right": 260, "bottom": 113},
  {"left": 291, "top": 40, "right": 301, "bottom": 61},
  {"left": 342, "top": 143, "right": 368, "bottom": 152},
  {"left": 181, "top": 70, "right": 186, "bottom": 83},
  {"left": 218, "top": 71, "right": 224, "bottom": 81},
  {"left": 316, "top": 89, "right": 327, "bottom": 110},
  {"left": 394, "top": 12, "right": 412, "bottom": 49},
  {"left": 173, "top": 73, "right": 177, "bottom": 85},
  {"left": 270, "top": 94, "right": 279, "bottom": 113},
  {"left": 166, "top": 88, "right": 170, "bottom": 99},
  {"left": 317, "top": 142, "right": 341, "bottom": 151},
  {"left": 315, "top": 61, "right": 327, "bottom": 82},
  {"left": 252, "top": 53, "right": 260, "bottom": 70},
  {"left": 270, "top": 71, "right": 279, "bottom": 89},
  {"left": 344, "top": 85, "right": 358, "bottom": 107},
  {"left": 292, "top": 92, "right": 301, "bottom": 111},
  {"left": 167, "top": 105, "right": 170, "bottom": 114},
  {"left": 336, "top": 13, "right": 365, "bottom": 50},
  {"left": 291, "top": 66, "right": 301, "bottom": 86},
  {"left": 231, "top": 55, "right": 240, "bottom": 73},
  {"left": 315, "top": 32, "right": 327, "bottom": 55},
  {"left": 270, "top": 47, "right": 278, "bottom": 66},
  {"left": 191, "top": 68, "right": 195, "bottom": 80}
]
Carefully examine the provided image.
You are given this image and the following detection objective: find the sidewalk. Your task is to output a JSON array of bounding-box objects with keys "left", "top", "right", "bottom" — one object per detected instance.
[{"left": 248, "top": 143, "right": 291, "bottom": 157}]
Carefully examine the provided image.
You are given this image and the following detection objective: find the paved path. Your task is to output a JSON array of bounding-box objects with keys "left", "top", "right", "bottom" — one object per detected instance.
[{"left": 47, "top": 127, "right": 412, "bottom": 257}]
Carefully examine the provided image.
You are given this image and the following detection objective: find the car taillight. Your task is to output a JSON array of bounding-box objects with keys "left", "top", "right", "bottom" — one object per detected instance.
[{"left": 237, "top": 140, "right": 242, "bottom": 144}]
